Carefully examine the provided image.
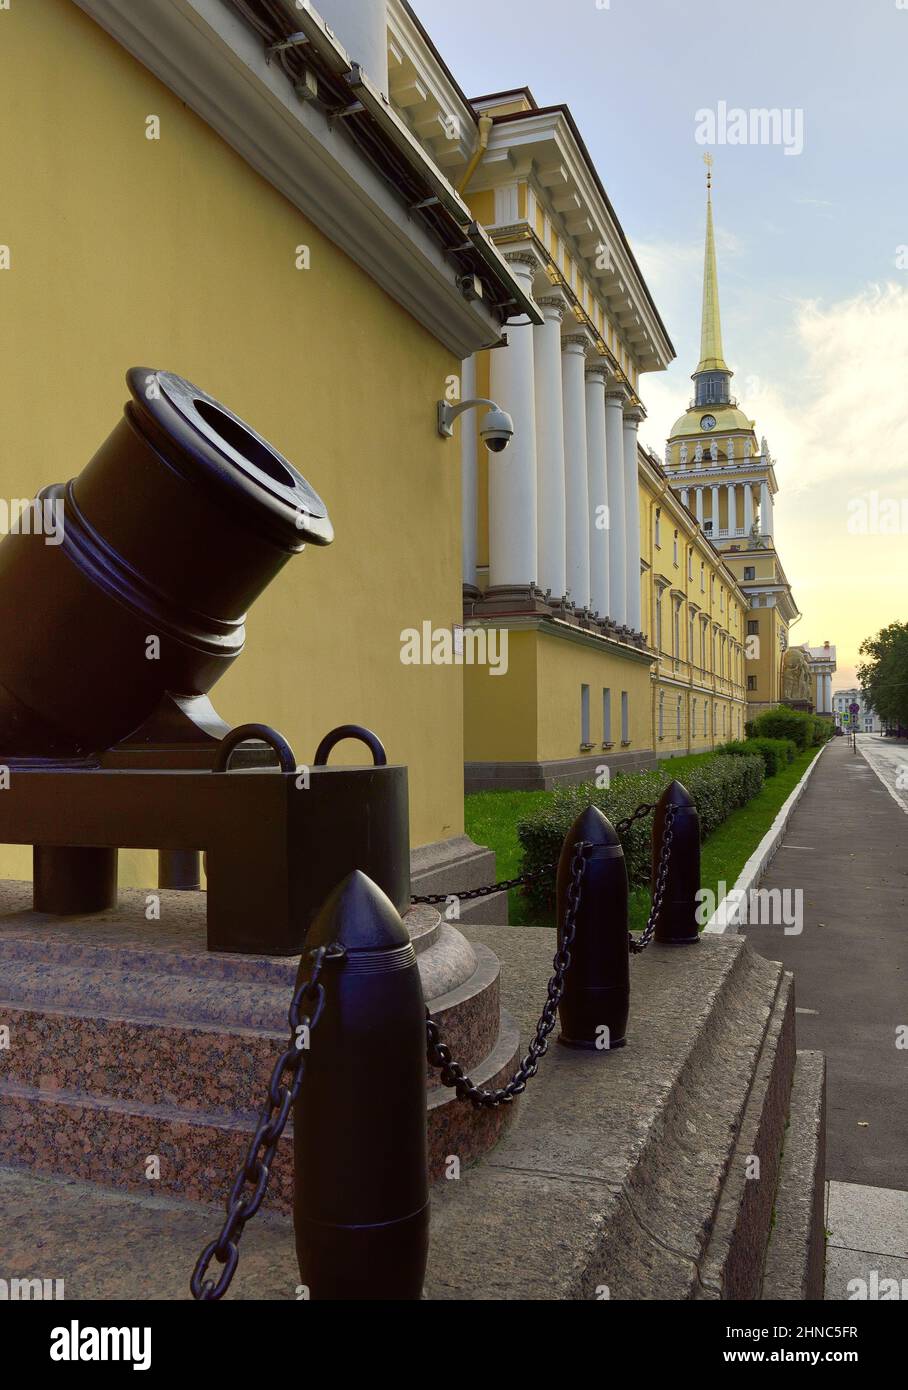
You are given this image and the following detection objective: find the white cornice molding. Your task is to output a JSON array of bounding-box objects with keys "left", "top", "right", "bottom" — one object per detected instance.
[
  {"left": 73, "top": 0, "right": 506, "bottom": 357},
  {"left": 469, "top": 110, "right": 673, "bottom": 374},
  {"left": 386, "top": 0, "right": 474, "bottom": 168}
]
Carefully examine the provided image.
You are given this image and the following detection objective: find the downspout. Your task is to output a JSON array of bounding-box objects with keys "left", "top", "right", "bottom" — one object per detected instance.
[{"left": 458, "top": 114, "right": 493, "bottom": 194}]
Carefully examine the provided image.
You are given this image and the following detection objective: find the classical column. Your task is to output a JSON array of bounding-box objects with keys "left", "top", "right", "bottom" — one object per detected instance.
[
  {"left": 743, "top": 482, "right": 754, "bottom": 532},
  {"left": 726, "top": 483, "right": 737, "bottom": 534},
  {"left": 562, "top": 334, "right": 591, "bottom": 609},
  {"left": 460, "top": 352, "right": 478, "bottom": 594},
  {"left": 533, "top": 296, "right": 568, "bottom": 601},
  {"left": 681, "top": 487, "right": 690, "bottom": 509},
  {"left": 487, "top": 253, "right": 539, "bottom": 594},
  {"left": 815, "top": 673, "right": 822, "bottom": 711},
  {"left": 711, "top": 484, "right": 720, "bottom": 532},
  {"left": 760, "top": 480, "right": 774, "bottom": 538},
  {"left": 825, "top": 673, "right": 832, "bottom": 712},
  {"left": 623, "top": 405, "right": 643, "bottom": 633},
  {"left": 604, "top": 387, "right": 627, "bottom": 624},
  {"left": 585, "top": 362, "right": 610, "bottom": 619},
  {"left": 695, "top": 487, "right": 704, "bottom": 525}
]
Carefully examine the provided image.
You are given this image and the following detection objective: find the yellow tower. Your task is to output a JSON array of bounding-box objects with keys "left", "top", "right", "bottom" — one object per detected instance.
[{"left": 664, "top": 161, "right": 800, "bottom": 718}]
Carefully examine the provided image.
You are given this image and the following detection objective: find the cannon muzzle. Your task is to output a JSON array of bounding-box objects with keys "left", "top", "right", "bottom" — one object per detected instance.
[{"left": 0, "top": 368, "right": 333, "bottom": 758}]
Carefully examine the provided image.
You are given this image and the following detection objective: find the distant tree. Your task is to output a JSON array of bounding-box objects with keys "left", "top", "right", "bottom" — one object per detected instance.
[{"left": 857, "top": 622, "right": 908, "bottom": 728}]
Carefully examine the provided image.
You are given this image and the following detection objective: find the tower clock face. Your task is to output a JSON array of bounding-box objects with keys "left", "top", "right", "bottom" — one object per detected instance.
[{"left": 700, "top": 414, "right": 717, "bottom": 430}]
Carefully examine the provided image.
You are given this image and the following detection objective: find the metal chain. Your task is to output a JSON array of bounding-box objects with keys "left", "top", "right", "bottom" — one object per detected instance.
[
  {"left": 190, "top": 943, "right": 342, "bottom": 1301},
  {"left": 425, "top": 839, "right": 590, "bottom": 1108},
  {"left": 629, "top": 801, "right": 677, "bottom": 955},
  {"left": 410, "top": 861, "right": 556, "bottom": 905},
  {"left": 410, "top": 801, "right": 658, "bottom": 906}
]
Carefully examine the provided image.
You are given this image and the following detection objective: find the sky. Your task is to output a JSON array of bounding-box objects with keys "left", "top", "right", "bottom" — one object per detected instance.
[{"left": 413, "top": 0, "right": 908, "bottom": 689}]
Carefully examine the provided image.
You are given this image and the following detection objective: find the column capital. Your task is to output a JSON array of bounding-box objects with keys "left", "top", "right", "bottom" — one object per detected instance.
[
  {"left": 502, "top": 245, "right": 548, "bottom": 280},
  {"left": 536, "top": 293, "right": 568, "bottom": 322},
  {"left": 561, "top": 329, "right": 596, "bottom": 356},
  {"left": 585, "top": 356, "right": 610, "bottom": 383},
  {"left": 623, "top": 404, "right": 645, "bottom": 425}
]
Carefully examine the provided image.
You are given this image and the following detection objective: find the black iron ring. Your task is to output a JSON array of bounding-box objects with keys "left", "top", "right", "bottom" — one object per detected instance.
[
  {"left": 313, "top": 724, "right": 387, "bottom": 767},
  {"left": 213, "top": 722, "right": 297, "bottom": 773}
]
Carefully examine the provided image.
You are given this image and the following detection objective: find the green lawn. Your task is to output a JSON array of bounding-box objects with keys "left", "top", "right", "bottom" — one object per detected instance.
[{"left": 464, "top": 745, "right": 822, "bottom": 928}]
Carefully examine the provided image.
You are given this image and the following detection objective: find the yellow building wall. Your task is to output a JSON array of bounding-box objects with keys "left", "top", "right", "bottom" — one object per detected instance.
[
  {"left": 535, "top": 633, "right": 650, "bottom": 760},
  {"left": 0, "top": 0, "right": 465, "bottom": 883},
  {"left": 463, "top": 630, "right": 538, "bottom": 760}
]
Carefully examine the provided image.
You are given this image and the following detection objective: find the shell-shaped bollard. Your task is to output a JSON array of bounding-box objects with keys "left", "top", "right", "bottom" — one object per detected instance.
[
  {"left": 293, "top": 871, "right": 429, "bottom": 1299},
  {"left": 651, "top": 780, "right": 701, "bottom": 945},
  {"left": 556, "top": 805, "right": 630, "bottom": 1051}
]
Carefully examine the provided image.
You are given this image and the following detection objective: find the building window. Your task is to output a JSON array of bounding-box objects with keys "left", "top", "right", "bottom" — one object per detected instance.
[
  {"left": 688, "top": 616, "right": 694, "bottom": 662},
  {"left": 744, "top": 566, "right": 755, "bottom": 580},
  {"left": 603, "top": 688, "right": 612, "bottom": 743},
  {"left": 747, "top": 675, "right": 757, "bottom": 691},
  {"left": 677, "top": 697, "right": 683, "bottom": 738},
  {"left": 700, "top": 562, "right": 705, "bottom": 592},
  {"left": 673, "top": 531, "right": 679, "bottom": 566},
  {"left": 655, "top": 591, "right": 663, "bottom": 652},
  {"left": 580, "top": 684, "right": 590, "bottom": 747},
  {"left": 673, "top": 601, "right": 680, "bottom": 660},
  {"left": 688, "top": 548, "right": 693, "bottom": 581},
  {"left": 693, "top": 698, "right": 698, "bottom": 733},
  {"left": 621, "top": 691, "right": 629, "bottom": 743},
  {"left": 654, "top": 508, "right": 661, "bottom": 547},
  {"left": 658, "top": 690, "right": 665, "bottom": 739},
  {"left": 703, "top": 702, "right": 708, "bottom": 736},
  {"left": 747, "top": 619, "right": 759, "bottom": 636},
  {"left": 720, "top": 586, "right": 724, "bottom": 611}
]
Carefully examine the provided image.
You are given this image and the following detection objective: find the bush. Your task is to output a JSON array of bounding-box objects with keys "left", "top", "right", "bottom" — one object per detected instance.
[
  {"left": 747, "top": 706, "right": 814, "bottom": 749},
  {"left": 716, "top": 736, "right": 797, "bottom": 777},
  {"left": 516, "top": 752, "right": 764, "bottom": 918}
]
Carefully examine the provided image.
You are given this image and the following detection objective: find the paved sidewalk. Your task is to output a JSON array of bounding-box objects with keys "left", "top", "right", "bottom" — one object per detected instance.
[{"left": 740, "top": 735, "right": 908, "bottom": 1192}]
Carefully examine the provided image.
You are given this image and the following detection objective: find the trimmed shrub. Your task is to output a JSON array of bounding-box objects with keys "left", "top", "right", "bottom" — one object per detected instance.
[
  {"left": 747, "top": 706, "right": 814, "bottom": 750},
  {"left": 717, "top": 736, "right": 797, "bottom": 777},
  {"left": 516, "top": 752, "right": 764, "bottom": 919}
]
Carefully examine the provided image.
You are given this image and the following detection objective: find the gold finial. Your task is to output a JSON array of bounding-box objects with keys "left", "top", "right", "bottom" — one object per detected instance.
[{"left": 703, "top": 152, "right": 713, "bottom": 192}]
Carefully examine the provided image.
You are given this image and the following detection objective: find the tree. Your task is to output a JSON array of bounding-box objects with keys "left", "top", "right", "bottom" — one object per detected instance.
[{"left": 857, "top": 622, "right": 908, "bottom": 729}]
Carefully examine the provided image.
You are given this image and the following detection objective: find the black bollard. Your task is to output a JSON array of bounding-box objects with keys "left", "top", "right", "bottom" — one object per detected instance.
[
  {"left": 652, "top": 780, "right": 701, "bottom": 945},
  {"left": 293, "top": 871, "right": 429, "bottom": 1300},
  {"left": 556, "top": 805, "right": 629, "bottom": 1051}
]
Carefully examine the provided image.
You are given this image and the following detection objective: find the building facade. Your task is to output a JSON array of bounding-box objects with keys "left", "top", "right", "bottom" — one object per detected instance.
[
  {"left": 443, "top": 89, "right": 748, "bottom": 788},
  {"left": 663, "top": 166, "right": 801, "bottom": 723},
  {"left": 804, "top": 643, "right": 838, "bottom": 716},
  {"left": 833, "top": 688, "right": 883, "bottom": 733}
]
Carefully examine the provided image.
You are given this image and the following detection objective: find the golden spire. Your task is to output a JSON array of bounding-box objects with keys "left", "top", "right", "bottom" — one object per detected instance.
[{"left": 696, "top": 153, "right": 729, "bottom": 374}]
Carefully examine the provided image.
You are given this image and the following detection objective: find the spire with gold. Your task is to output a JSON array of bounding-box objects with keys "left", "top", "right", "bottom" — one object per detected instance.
[{"left": 696, "top": 154, "right": 729, "bottom": 374}]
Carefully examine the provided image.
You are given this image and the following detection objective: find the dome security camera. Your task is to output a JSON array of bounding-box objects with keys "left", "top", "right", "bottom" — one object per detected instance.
[{"left": 479, "top": 407, "right": 514, "bottom": 454}]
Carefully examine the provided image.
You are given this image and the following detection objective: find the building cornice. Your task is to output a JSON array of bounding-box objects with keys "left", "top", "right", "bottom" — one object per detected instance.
[{"left": 73, "top": 0, "right": 535, "bottom": 356}]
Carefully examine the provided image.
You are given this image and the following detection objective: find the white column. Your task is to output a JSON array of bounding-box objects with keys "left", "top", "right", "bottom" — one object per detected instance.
[
  {"left": 726, "top": 483, "right": 737, "bottom": 534},
  {"left": 695, "top": 487, "right": 704, "bottom": 525},
  {"left": 562, "top": 335, "right": 591, "bottom": 609},
  {"left": 743, "top": 482, "right": 754, "bottom": 532},
  {"left": 604, "top": 388, "right": 627, "bottom": 624},
  {"left": 533, "top": 297, "right": 567, "bottom": 599},
  {"left": 681, "top": 487, "right": 690, "bottom": 509},
  {"left": 711, "top": 484, "right": 720, "bottom": 532},
  {"left": 460, "top": 353, "right": 478, "bottom": 590},
  {"left": 585, "top": 363, "right": 610, "bottom": 618},
  {"left": 623, "top": 407, "right": 643, "bottom": 632},
  {"left": 815, "top": 673, "right": 822, "bottom": 711},
  {"left": 825, "top": 673, "right": 832, "bottom": 712},
  {"left": 488, "top": 254, "right": 538, "bottom": 590},
  {"left": 760, "top": 480, "right": 774, "bottom": 539}
]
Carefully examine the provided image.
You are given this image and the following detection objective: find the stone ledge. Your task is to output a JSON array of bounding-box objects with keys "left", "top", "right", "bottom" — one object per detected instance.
[{"left": 762, "top": 1050, "right": 827, "bottom": 1300}]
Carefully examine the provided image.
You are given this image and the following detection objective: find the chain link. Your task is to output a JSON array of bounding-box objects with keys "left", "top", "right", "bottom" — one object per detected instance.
[
  {"left": 190, "top": 943, "right": 342, "bottom": 1301},
  {"left": 629, "top": 801, "right": 676, "bottom": 955},
  {"left": 425, "top": 839, "right": 589, "bottom": 1108},
  {"left": 410, "top": 801, "right": 659, "bottom": 906}
]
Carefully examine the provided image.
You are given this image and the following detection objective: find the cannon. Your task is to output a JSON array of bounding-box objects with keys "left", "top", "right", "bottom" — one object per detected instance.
[{"left": 0, "top": 369, "right": 410, "bottom": 953}]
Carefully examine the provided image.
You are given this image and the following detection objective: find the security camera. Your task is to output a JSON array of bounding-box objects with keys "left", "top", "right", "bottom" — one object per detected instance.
[
  {"left": 479, "top": 407, "right": 514, "bottom": 454},
  {"left": 437, "top": 396, "right": 515, "bottom": 453}
]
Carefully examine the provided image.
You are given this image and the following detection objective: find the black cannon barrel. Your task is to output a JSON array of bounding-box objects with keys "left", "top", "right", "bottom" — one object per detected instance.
[{"left": 0, "top": 369, "right": 333, "bottom": 758}]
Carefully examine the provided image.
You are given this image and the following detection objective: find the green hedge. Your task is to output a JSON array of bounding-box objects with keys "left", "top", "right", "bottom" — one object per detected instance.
[
  {"left": 716, "top": 736, "right": 797, "bottom": 777},
  {"left": 745, "top": 706, "right": 834, "bottom": 749},
  {"left": 516, "top": 752, "right": 765, "bottom": 917}
]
